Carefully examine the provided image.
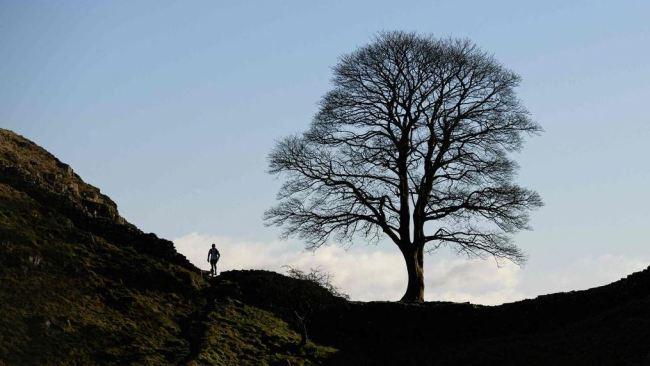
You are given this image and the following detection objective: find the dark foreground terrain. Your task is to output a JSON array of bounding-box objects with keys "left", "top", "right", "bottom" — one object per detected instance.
[{"left": 1, "top": 128, "right": 649, "bottom": 365}]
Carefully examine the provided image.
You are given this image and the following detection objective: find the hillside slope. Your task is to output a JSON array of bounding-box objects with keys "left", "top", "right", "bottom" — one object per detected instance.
[
  {"left": 1, "top": 128, "right": 649, "bottom": 365},
  {"left": 0, "top": 129, "right": 334, "bottom": 365},
  {"left": 213, "top": 268, "right": 650, "bottom": 365}
]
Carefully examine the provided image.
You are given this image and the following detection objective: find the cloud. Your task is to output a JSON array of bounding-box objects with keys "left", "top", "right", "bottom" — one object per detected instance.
[
  {"left": 173, "top": 232, "right": 524, "bottom": 305},
  {"left": 425, "top": 258, "right": 524, "bottom": 305},
  {"left": 172, "top": 233, "right": 648, "bottom": 305}
]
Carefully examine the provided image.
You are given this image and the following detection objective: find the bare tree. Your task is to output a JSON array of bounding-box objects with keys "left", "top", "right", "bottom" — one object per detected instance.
[{"left": 265, "top": 31, "right": 542, "bottom": 303}]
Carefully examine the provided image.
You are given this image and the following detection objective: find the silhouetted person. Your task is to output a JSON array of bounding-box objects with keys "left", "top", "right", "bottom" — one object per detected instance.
[{"left": 207, "top": 243, "right": 220, "bottom": 277}]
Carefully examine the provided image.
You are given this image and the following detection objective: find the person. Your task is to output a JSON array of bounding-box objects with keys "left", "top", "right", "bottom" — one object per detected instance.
[{"left": 207, "top": 243, "right": 220, "bottom": 277}]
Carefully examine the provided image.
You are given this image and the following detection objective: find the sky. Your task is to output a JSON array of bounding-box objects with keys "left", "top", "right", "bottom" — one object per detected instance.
[{"left": 2, "top": 0, "right": 649, "bottom": 304}]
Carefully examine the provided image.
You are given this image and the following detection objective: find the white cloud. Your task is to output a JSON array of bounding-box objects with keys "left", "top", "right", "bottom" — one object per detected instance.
[
  {"left": 425, "top": 259, "right": 524, "bottom": 305},
  {"left": 173, "top": 232, "right": 525, "bottom": 305},
  {"left": 173, "top": 233, "right": 648, "bottom": 305}
]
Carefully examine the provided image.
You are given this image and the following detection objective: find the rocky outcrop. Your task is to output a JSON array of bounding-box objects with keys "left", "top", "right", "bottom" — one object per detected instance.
[{"left": 0, "top": 128, "right": 192, "bottom": 269}]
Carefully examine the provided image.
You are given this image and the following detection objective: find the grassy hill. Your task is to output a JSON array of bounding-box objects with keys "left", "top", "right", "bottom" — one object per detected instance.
[
  {"left": 1, "top": 128, "right": 649, "bottom": 365},
  {"left": 0, "top": 128, "right": 335, "bottom": 365},
  {"left": 210, "top": 268, "right": 650, "bottom": 365}
]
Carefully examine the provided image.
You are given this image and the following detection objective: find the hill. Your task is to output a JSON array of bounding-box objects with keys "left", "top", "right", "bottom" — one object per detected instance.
[
  {"left": 0, "top": 129, "right": 334, "bottom": 365},
  {"left": 1, "top": 128, "right": 649, "bottom": 365},
  {"left": 212, "top": 268, "right": 650, "bottom": 365}
]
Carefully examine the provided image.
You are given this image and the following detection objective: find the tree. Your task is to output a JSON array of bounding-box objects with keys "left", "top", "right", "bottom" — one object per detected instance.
[
  {"left": 265, "top": 31, "right": 543, "bottom": 303},
  {"left": 283, "top": 266, "right": 349, "bottom": 347}
]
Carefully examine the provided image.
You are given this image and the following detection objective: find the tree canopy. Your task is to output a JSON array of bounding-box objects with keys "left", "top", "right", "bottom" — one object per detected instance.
[{"left": 265, "top": 31, "right": 543, "bottom": 302}]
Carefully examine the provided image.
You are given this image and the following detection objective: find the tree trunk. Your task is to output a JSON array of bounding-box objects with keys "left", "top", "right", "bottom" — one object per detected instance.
[
  {"left": 294, "top": 311, "right": 308, "bottom": 347},
  {"left": 400, "top": 245, "right": 425, "bottom": 303},
  {"left": 299, "top": 320, "right": 308, "bottom": 347}
]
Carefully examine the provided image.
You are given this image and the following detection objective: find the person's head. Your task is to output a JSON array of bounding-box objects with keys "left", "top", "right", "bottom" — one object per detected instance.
[{"left": 211, "top": 243, "right": 216, "bottom": 248}]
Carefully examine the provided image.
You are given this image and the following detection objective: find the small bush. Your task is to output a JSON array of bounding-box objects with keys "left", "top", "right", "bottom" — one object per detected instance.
[{"left": 283, "top": 266, "right": 349, "bottom": 300}]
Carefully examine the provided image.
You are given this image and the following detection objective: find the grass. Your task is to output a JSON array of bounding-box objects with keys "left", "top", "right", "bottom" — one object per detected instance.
[
  {"left": 194, "top": 299, "right": 336, "bottom": 365},
  {"left": 0, "top": 182, "right": 202, "bottom": 365},
  {"left": 5, "top": 127, "right": 650, "bottom": 365},
  {"left": 0, "top": 128, "right": 337, "bottom": 365}
]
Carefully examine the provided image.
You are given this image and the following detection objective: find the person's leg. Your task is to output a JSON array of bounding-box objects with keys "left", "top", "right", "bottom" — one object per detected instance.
[{"left": 210, "top": 262, "right": 216, "bottom": 276}]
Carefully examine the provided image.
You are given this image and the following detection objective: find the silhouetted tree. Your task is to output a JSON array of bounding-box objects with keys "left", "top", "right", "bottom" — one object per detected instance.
[
  {"left": 284, "top": 266, "right": 349, "bottom": 347},
  {"left": 265, "top": 31, "right": 543, "bottom": 302}
]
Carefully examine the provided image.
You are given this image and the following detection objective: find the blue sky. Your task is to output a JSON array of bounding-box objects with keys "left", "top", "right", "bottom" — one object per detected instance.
[{"left": 2, "top": 1, "right": 649, "bottom": 303}]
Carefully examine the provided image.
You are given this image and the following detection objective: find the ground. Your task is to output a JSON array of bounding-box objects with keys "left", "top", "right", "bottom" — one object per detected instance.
[{"left": 1, "top": 128, "right": 650, "bottom": 365}]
